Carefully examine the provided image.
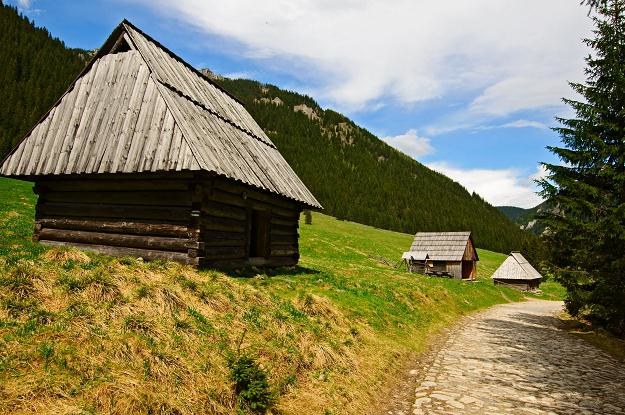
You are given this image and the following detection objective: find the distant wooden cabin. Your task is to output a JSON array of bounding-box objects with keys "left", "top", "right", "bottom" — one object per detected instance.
[
  {"left": 404, "top": 232, "right": 478, "bottom": 279},
  {"left": 491, "top": 252, "right": 542, "bottom": 290},
  {"left": 401, "top": 251, "right": 430, "bottom": 274},
  {"left": 0, "top": 20, "right": 321, "bottom": 268}
]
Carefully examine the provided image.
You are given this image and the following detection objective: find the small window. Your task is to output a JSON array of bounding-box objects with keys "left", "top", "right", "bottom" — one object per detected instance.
[{"left": 249, "top": 210, "right": 270, "bottom": 258}]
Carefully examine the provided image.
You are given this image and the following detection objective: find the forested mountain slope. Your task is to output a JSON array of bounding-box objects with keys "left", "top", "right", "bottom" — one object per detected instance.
[
  {"left": 0, "top": 3, "right": 533, "bottom": 253},
  {"left": 497, "top": 202, "right": 550, "bottom": 236},
  {"left": 215, "top": 78, "right": 534, "bottom": 253},
  {"left": 0, "top": 4, "right": 87, "bottom": 157}
]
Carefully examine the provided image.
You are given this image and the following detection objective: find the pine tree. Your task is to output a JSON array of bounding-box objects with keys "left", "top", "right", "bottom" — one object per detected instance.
[{"left": 540, "top": 0, "right": 625, "bottom": 335}]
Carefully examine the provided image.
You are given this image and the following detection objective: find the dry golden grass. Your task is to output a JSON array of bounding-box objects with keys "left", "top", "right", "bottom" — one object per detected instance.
[
  {"left": 0, "top": 251, "right": 392, "bottom": 414},
  {"left": 0, "top": 178, "right": 538, "bottom": 415}
]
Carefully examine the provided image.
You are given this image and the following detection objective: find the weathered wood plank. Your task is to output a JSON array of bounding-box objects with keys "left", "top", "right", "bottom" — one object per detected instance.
[
  {"left": 39, "top": 190, "right": 192, "bottom": 207},
  {"left": 271, "top": 215, "right": 298, "bottom": 227},
  {"left": 37, "top": 218, "right": 189, "bottom": 238},
  {"left": 200, "top": 216, "right": 246, "bottom": 233},
  {"left": 270, "top": 224, "right": 298, "bottom": 236},
  {"left": 108, "top": 60, "right": 152, "bottom": 173},
  {"left": 122, "top": 76, "right": 158, "bottom": 173},
  {"left": 52, "top": 63, "right": 98, "bottom": 175},
  {"left": 92, "top": 52, "right": 145, "bottom": 174},
  {"left": 202, "top": 230, "right": 245, "bottom": 240},
  {"left": 37, "top": 178, "right": 189, "bottom": 192},
  {"left": 40, "top": 240, "right": 197, "bottom": 264},
  {"left": 74, "top": 54, "right": 119, "bottom": 173},
  {"left": 38, "top": 202, "right": 190, "bottom": 222},
  {"left": 213, "top": 179, "right": 298, "bottom": 210},
  {"left": 201, "top": 200, "right": 246, "bottom": 221},
  {"left": 207, "top": 188, "right": 299, "bottom": 218},
  {"left": 39, "top": 228, "right": 192, "bottom": 252},
  {"left": 151, "top": 110, "right": 176, "bottom": 172}
]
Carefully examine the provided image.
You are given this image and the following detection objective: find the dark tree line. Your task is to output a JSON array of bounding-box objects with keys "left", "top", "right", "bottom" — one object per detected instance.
[
  {"left": 540, "top": 0, "right": 625, "bottom": 335},
  {"left": 0, "top": 3, "right": 86, "bottom": 158}
]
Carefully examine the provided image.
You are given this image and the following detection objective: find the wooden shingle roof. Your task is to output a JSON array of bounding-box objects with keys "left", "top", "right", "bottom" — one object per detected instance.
[
  {"left": 0, "top": 20, "right": 321, "bottom": 209},
  {"left": 408, "top": 231, "right": 476, "bottom": 261},
  {"left": 491, "top": 252, "right": 542, "bottom": 280}
]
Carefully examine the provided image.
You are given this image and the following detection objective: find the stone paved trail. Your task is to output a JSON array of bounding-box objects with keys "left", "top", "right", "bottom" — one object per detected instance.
[{"left": 411, "top": 300, "right": 625, "bottom": 415}]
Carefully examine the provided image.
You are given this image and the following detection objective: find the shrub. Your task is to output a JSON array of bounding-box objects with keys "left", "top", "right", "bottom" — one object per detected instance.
[
  {"left": 228, "top": 355, "right": 273, "bottom": 413},
  {"left": 303, "top": 210, "right": 312, "bottom": 225}
]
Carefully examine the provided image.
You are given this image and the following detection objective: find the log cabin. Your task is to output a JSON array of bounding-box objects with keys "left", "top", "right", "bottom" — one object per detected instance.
[
  {"left": 403, "top": 232, "right": 478, "bottom": 279},
  {"left": 491, "top": 252, "right": 542, "bottom": 290},
  {"left": 0, "top": 20, "right": 321, "bottom": 268}
]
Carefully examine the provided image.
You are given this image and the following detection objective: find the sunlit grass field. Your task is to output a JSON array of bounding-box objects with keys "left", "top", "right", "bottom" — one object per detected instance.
[{"left": 0, "top": 177, "right": 561, "bottom": 414}]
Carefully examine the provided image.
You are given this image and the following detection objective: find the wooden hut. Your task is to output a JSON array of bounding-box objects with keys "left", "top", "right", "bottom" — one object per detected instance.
[
  {"left": 0, "top": 20, "right": 321, "bottom": 268},
  {"left": 404, "top": 232, "right": 478, "bottom": 279},
  {"left": 491, "top": 252, "right": 542, "bottom": 290},
  {"left": 401, "top": 251, "right": 430, "bottom": 274}
]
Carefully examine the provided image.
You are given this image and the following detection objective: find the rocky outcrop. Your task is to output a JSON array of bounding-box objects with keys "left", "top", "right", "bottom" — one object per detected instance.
[{"left": 293, "top": 104, "right": 320, "bottom": 121}]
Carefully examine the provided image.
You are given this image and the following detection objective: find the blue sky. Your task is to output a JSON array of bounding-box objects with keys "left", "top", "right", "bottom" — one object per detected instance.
[{"left": 8, "top": 0, "right": 593, "bottom": 208}]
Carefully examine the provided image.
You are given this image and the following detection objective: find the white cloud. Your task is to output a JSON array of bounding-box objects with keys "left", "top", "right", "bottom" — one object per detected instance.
[
  {"left": 17, "top": 0, "right": 31, "bottom": 8},
  {"left": 427, "top": 162, "right": 544, "bottom": 208},
  {"left": 125, "top": 0, "right": 592, "bottom": 114},
  {"left": 382, "top": 129, "right": 433, "bottom": 159},
  {"left": 500, "top": 119, "right": 548, "bottom": 130},
  {"left": 425, "top": 117, "right": 549, "bottom": 136}
]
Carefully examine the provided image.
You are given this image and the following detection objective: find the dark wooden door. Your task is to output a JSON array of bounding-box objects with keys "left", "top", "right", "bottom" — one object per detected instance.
[
  {"left": 250, "top": 210, "right": 270, "bottom": 258},
  {"left": 461, "top": 260, "right": 474, "bottom": 279}
]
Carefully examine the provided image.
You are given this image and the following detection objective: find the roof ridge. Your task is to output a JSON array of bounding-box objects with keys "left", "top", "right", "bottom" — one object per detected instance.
[
  {"left": 120, "top": 20, "right": 247, "bottom": 109},
  {"left": 155, "top": 79, "right": 277, "bottom": 150},
  {"left": 150, "top": 78, "right": 204, "bottom": 172}
]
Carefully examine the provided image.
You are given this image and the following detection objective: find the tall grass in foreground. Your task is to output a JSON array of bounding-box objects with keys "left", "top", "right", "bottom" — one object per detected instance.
[{"left": 0, "top": 178, "right": 560, "bottom": 414}]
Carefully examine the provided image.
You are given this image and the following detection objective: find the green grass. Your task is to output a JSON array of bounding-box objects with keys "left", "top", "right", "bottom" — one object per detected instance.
[{"left": 0, "top": 177, "right": 561, "bottom": 414}]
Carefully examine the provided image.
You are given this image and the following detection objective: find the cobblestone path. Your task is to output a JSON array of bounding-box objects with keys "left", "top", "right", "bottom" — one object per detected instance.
[{"left": 412, "top": 300, "right": 625, "bottom": 415}]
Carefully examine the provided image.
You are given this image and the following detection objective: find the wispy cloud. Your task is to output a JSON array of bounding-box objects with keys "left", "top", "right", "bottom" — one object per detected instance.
[
  {"left": 425, "top": 117, "right": 549, "bottom": 136},
  {"left": 124, "top": 0, "right": 591, "bottom": 115},
  {"left": 426, "top": 162, "right": 544, "bottom": 208},
  {"left": 382, "top": 129, "right": 433, "bottom": 159},
  {"left": 500, "top": 119, "right": 549, "bottom": 130}
]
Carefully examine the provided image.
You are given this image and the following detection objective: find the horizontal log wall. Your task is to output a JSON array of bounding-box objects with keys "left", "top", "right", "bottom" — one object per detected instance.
[
  {"left": 200, "top": 177, "right": 301, "bottom": 268},
  {"left": 32, "top": 174, "right": 305, "bottom": 268},
  {"left": 34, "top": 177, "right": 196, "bottom": 264},
  {"left": 493, "top": 279, "right": 540, "bottom": 291}
]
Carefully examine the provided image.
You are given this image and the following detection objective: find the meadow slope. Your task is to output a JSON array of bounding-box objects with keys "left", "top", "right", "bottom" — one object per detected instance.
[{"left": 0, "top": 178, "right": 561, "bottom": 414}]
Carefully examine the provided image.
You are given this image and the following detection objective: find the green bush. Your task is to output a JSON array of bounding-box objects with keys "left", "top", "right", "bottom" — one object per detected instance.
[{"left": 228, "top": 355, "right": 273, "bottom": 413}]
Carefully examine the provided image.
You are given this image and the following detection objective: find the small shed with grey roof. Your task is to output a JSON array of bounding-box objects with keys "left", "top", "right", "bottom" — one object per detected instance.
[
  {"left": 0, "top": 20, "right": 321, "bottom": 268},
  {"left": 491, "top": 252, "right": 542, "bottom": 290},
  {"left": 403, "top": 232, "right": 478, "bottom": 279}
]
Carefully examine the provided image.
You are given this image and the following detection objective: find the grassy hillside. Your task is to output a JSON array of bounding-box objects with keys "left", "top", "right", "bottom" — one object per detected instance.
[
  {"left": 0, "top": 178, "right": 562, "bottom": 414},
  {"left": 214, "top": 78, "right": 537, "bottom": 254}
]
